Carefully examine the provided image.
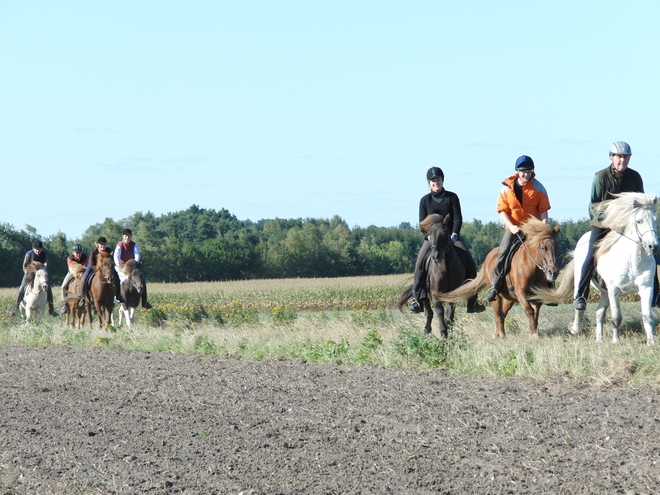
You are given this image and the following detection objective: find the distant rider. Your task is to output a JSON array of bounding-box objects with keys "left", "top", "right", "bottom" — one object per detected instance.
[
  {"left": 78, "top": 236, "right": 123, "bottom": 308},
  {"left": 60, "top": 243, "right": 89, "bottom": 314},
  {"left": 12, "top": 240, "right": 58, "bottom": 317},
  {"left": 114, "top": 228, "right": 152, "bottom": 309}
]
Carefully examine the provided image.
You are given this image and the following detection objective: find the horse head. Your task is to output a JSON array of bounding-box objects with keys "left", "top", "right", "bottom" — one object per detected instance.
[
  {"left": 124, "top": 259, "right": 144, "bottom": 292},
  {"left": 520, "top": 218, "right": 561, "bottom": 283},
  {"left": 33, "top": 268, "right": 49, "bottom": 292},
  {"left": 595, "top": 192, "right": 660, "bottom": 257},
  {"left": 96, "top": 252, "right": 115, "bottom": 282},
  {"left": 421, "top": 213, "right": 452, "bottom": 263},
  {"left": 632, "top": 196, "right": 659, "bottom": 256}
]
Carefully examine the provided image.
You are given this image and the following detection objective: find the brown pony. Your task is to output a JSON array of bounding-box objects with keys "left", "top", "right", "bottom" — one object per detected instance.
[
  {"left": 62, "top": 264, "right": 92, "bottom": 328},
  {"left": 435, "top": 217, "right": 560, "bottom": 338},
  {"left": 90, "top": 251, "right": 116, "bottom": 328},
  {"left": 396, "top": 213, "right": 470, "bottom": 337}
]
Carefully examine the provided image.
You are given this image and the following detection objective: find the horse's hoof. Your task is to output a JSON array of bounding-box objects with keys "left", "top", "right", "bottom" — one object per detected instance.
[{"left": 530, "top": 333, "right": 540, "bottom": 340}]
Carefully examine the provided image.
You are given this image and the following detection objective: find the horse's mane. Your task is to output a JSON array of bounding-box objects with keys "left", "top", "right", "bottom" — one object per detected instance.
[
  {"left": 124, "top": 259, "right": 138, "bottom": 275},
  {"left": 594, "top": 193, "right": 658, "bottom": 257},
  {"left": 69, "top": 263, "right": 85, "bottom": 275},
  {"left": 520, "top": 217, "right": 555, "bottom": 249},
  {"left": 96, "top": 251, "right": 112, "bottom": 268},
  {"left": 419, "top": 214, "right": 444, "bottom": 234},
  {"left": 25, "top": 261, "right": 44, "bottom": 273},
  {"left": 592, "top": 192, "right": 657, "bottom": 232}
]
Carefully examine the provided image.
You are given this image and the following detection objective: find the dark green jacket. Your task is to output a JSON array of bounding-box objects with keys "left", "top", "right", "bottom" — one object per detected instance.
[{"left": 589, "top": 165, "right": 644, "bottom": 224}]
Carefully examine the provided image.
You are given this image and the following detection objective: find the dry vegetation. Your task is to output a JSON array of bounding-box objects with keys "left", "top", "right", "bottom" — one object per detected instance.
[{"left": 1, "top": 274, "right": 660, "bottom": 386}]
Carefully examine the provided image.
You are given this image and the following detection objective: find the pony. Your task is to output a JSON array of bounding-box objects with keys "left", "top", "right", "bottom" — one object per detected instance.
[
  {"left": 20, "top": 262, "right": 49, "bottom": 324},
  {"left": 435, "top": 217, "right": 560, "bottom": 338},
  {"left": 533, "top": 193, "right": 659, "bottom": 344},
  {"left": 396, "top": 213, "right": 473, "bottom": 337},
  {"left": 117, "top": 259, "right": 144, "bottom": 327},
  {"left": 62, "top": 263, "right": 92, "bottom": 328},
  {"left": 90, "top": 251, "right": 116, "bottom": 328}
]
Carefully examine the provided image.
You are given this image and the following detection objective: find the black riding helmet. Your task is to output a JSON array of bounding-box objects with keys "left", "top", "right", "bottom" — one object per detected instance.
[
  {"left": 72, "top": 243, "right": 83, "bottom": 254},
  {"left": 426, "top": 167, "right": 444, "bottom": 181}
]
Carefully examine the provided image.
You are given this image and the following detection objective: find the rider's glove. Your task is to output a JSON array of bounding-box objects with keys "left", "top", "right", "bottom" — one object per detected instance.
[{"left": 450, "top": 233, "right": 458, "bottom": 244}]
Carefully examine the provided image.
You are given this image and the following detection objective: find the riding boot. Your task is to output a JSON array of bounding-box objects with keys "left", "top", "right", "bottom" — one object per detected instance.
[
  {"left": 466, "top": 295, "right": 486, "bottom": 313},
  {"left": 409, "top": 271, "right": 426, "bottom": 314},
  {"left": 10, "top": 286, "right": 26, "bottom": 316},
  {"left": 47, "top": 287, "right": 59, "bottom": 316},
  {"left": 113, "top": 270, "right": 125, "bottom": 304},
  {"left": 141, "top": 285, "right": 152, "bottom": 309}
]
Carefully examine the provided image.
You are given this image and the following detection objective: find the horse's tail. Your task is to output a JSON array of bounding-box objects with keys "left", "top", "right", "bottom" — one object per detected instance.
[
  {"left": 395, "top": 285, "right": 414, "bottom": 311},
  {"left": 433, "top": 268, "right": 487, "bottom": 302},
  {"left": 528, "top": 259, "right": 576, "bottom": 304},
  {"left": 61, "top": 294, "right": 83, "bottom": 305}
]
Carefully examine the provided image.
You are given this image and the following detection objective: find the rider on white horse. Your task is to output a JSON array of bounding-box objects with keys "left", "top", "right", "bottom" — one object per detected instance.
[
  {"left": 114, "top": 228, "right": 152, "bottom": 309},
  {"left": 11, "top": 240, "right": 58, "bottom": 317},
  {"left": 574, "top": 141, "right": 660, "bottom": 311}
]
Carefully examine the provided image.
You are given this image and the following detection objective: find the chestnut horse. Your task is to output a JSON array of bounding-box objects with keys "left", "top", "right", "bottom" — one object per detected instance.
[
  {"left": 90, "top": 251, "right": 116, "bottom": 328},
  {"left": 62, "top": 264, "right": 92, "bottom": 328},
  {"left": 435, "top": 217, "right": 560, "bottom": 338},
  {"left": 396, "top": 213, "right": 471, "bottom": 338},
  {"left": 117, "top": 259, "right": 144, "bottom": 327}
]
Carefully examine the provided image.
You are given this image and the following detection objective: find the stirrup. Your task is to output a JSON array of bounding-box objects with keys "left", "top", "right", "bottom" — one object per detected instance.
[
  {"left": 484, "top": 287, "right": 498, "bottom": 302},
  {"left": 573, "top": 296, "right": 587, "bottom": 311},
  {"left": 409, "top": 299, "right": 423, "bottom": 314}
]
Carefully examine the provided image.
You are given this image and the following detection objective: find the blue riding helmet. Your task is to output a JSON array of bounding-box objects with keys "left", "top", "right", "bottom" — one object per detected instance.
[{"left": 515, "top": 155, "right": 535, "bottom": 171}]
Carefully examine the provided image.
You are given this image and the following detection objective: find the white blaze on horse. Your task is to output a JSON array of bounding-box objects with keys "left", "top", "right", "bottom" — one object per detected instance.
[
  {"left": 20, "top": 263, "right": 49, "bottom": 324},
  {"left": 535, "top": 192, "right": 659, "bottom": 344}
]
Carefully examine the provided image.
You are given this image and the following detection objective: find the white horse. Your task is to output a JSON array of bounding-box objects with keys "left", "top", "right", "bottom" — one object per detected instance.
[
  {"left": 20, "top": 267, "right": 49, "bottom": 324},
  {"left": 572, "top": 194, "right": 659, "bottom": 344},
  {"left": 533, "top": 193, "right": 659, "bottom": 344}
]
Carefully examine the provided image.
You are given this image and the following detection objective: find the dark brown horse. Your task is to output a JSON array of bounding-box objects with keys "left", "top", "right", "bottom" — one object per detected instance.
[
  {"left": 117, "top": 259, "right": 144, "bottom": 327},
  {"left": 396, "top": 213, "right": 471, "bottom": 337},
  {"left": 62, "top": 264, "right": 92, "bottom": 328},
  {"left": 90, "top": 251, "right": 116, "bottom": 328},
  {"left": 435, "top": 217, "right": 560, "bottom": 338}
]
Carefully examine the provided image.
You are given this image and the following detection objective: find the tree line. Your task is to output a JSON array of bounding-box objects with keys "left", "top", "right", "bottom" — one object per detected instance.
[{"left": 0, "top": 204, "right": 604, "bottom": 287}]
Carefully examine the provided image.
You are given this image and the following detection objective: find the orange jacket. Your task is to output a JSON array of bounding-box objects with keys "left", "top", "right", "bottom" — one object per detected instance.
[{"left": 496, "top": 173, "right": 551, "bottom": 228}]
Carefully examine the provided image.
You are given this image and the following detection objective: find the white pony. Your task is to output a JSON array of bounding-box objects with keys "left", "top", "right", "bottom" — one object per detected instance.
[
  {"left": 537, "top": 193, "right": 659, "bottom": 344},
  {"left": 20, "top": 266, "right": 49, "bottom": 324}
]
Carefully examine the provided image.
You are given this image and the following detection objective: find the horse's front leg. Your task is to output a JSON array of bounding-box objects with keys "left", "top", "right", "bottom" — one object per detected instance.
[
  {"left": 433, "top": 300, "right": 448, "bottom": 338},
  {"left": 637, "top": 285, "right": 656, "bottom": 345},
  {"left": 423, "top": 299, "right": 433, "bottom": 334},
  {"left": 491, "top": 297, "right": 512, "bottom": 338},
  {"left": 445, "top": 302, "right": 456, "bottom": 325},
  {"left": 595, "top": 290, "right": 610, "bottom": 343},
  {"left": 518, "top": 294, "right": 540, "bottom": 338}
]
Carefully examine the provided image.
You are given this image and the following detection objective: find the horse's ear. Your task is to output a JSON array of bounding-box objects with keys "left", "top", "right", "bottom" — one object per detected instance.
[
  {"left": 553, "top": 225, "right": 561, "bottom": 235},
  {"left": 443, "top": 213, "right": 451, "bottom": 226}
]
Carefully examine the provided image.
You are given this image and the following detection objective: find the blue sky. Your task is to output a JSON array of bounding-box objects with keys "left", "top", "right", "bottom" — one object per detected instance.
[{"left": 2, "top": 1, "right": 660, "bottom": 240}]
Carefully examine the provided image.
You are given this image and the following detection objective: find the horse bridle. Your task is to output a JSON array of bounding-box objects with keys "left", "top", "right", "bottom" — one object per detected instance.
[
  {"left": 430, "top": 236, "right": 453, "bottom": 260},
  {"left": 516, "top": 232, "right": 557, "bottom": 274}
]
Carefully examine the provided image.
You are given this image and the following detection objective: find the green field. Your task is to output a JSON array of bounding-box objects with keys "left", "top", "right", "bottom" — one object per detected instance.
[{"left": 1, "top": 274, "right": 659, "bottom": 385}]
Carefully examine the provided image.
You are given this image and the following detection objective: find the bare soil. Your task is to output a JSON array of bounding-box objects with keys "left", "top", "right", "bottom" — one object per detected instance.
[{"left": 1, "top": 345, "right": 660, "bottom": 494}]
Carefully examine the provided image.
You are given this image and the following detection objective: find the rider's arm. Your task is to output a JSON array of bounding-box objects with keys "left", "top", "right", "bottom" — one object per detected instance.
[
  {"left": 498, "top": 211, "right": 520, "bottom": 234},
  {"left": 133, "top": 244, "right": 141, "bottom": 264},
  {"left": 113, "top": 246, "right": 121, "bottom": 266},
  {"left": 539, "top": 210, "right": 548, "bottom": 223},
  {"left": 22, "top": 253, "right": 30, "bottom": 273}
]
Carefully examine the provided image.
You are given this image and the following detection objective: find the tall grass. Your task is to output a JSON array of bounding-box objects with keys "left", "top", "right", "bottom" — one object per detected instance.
[{"left": 1, "top": 275, "right": 660, "bottom": 385}]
